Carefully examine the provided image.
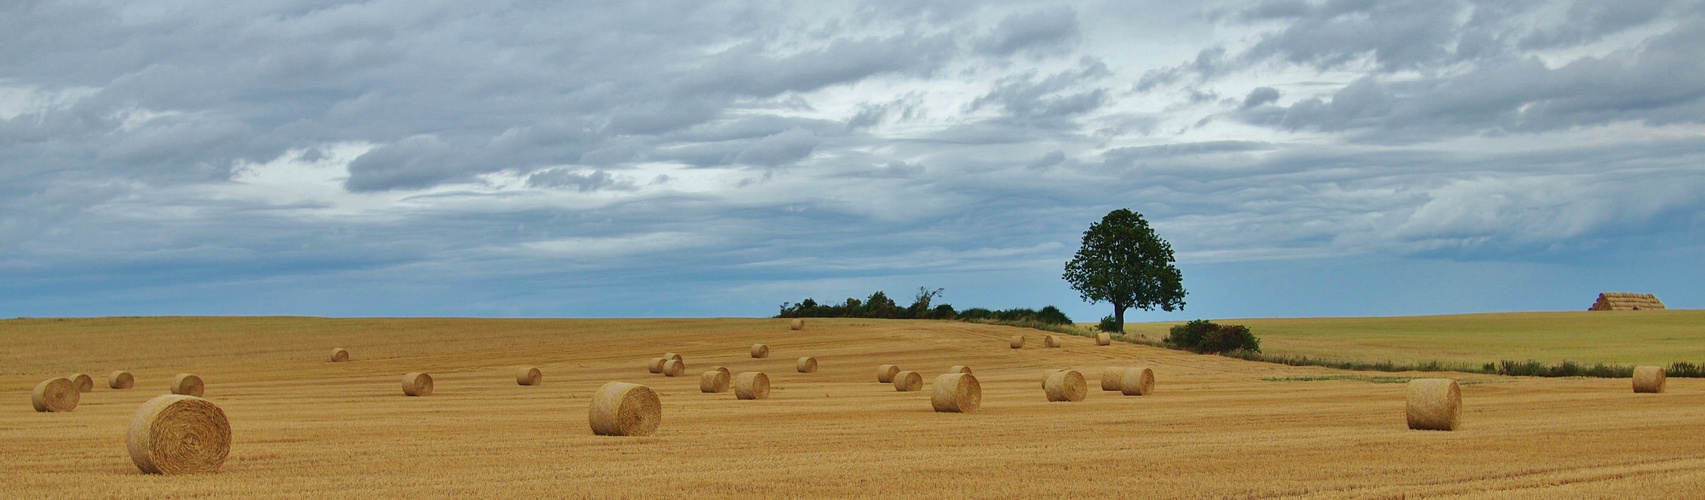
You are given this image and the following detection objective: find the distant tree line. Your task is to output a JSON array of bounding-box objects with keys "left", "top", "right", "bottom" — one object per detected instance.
[{"left": 775, "top": 287, "right": 1073, "bottom": 325}]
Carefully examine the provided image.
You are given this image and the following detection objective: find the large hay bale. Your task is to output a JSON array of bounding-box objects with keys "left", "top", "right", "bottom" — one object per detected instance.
[
  {"left": 931, "top": 373, "right": 981, "bottom": 413},
  {"left": 662, "top": 359, "right": 686, "bottom": 377},
  {"left": 1044, "top": 370, "right": 1087, "bottom": 402},
  {"left": 947, "top": 365, "right": 972, "bottom": 375},
  {"left": 127, "top": 395, "right": 230, "bottom": 474},
  {"left": 588, "top": 382, "right": 661, "bottom": 437},
  {"left": 1009, "top": 336, "right": 1024, "bottom": 349},
  {"left": 170, "top": 374, "right": 204, "bottom": 397},
  {"left": 1405, "top": 379, "right": 1461, "bottom": 431},
  {"left": 1044, "top": 335, "right": 1061, "bottom": 348},
  {"left": 700, "top": 370, "right": 731, "bottom": 393},
  {"left": 68, "top": 373, "right": 94, "bottom": 393},
  {"left": 517, "top": 367, "right": 543, "bottom": 386},
  {"left": 893, "top": 370, "right": 923, "bottom": 391},
  {"left": 1096, "top": 332, "right": 1111, "bottom": 346},
  {"left": 876, "top": 364, "right": 901, "bottom": 383},
  {"left": 109, "top": 370, "right": 135, "bottom": 390},
  {"left": 663, "top": 353, "right": 683, "bottom": 362},
  {"left": 331, "top": 348, "right": 349, "bottom": 362},
  {"left": 735, "top": 372, "right": 770, "bottom": 400},
  {"left": 1120, "top": 367, "right": 1155, "bottom": 396},
  {"left": 648, "top": 357, "right": 666, "bottom": 373},
  {"left": 790, "top": 318, "right": 804, "bottom": 330},
  {"left": 1633, "top": 366, "right": 1667, "bottom": 393},
  {"left": 31, "top": 378, "right": 78, "bottom": 412},
  {"left": 402, "top": 372, "right": 434, "bottom": 397},
  {"left": 1041, "top": 369, "right": 1064, "bottom": 389},
  {"left": 796, "top": 356, "right": 818, "bottom": 373},
  {"left": 751, "top": 344, "right": 770, "bottom": 358},
  {"left": 1099, "top": 367, "right": 1123, "bottom": 391}
]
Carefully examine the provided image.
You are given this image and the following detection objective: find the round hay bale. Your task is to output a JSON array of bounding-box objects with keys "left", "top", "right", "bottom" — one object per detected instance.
[
  {"left": 751, "top": 344, "right": 770, "bottom": 358},
  {"left": 663, "top": 353, "right": 683, "bottom": 362},
  {"left": 109, "top": 370, "right": 135, "bottom": 390},
  {"left": 647, "top": 357, "right": 666, "bottom": 373},
  {"left": 1633, "top": 365, "right": 1666, "bottom": 393},
  {"left": 1099, "top": 367, "right": 1124, "bottom": 391},
  {"left": 1096, "top": 332, "right": 1111, "bottom": 346},
  {"left": 1044, "top": 370, "right": 1087, "bottom": 402},
  {"left": 700, "top": 370, "right": 731, "bottom": 393},
  {"left": 893, "top": 370, "right": 923, "bottom": 391},
  {"left": 31, "top": 378, "right": 79, "bottom": 412},
  {"left": 876, "top": 364, "right": 901, "bottom": 383},
  {"left": 127, "top": 395, "right": 231, "bottom": 474},
  {"left": 517, "top": 367, "right": 542, "bottom": 386},
  {"left": 588, "top": 382, "right": 661, "bottom": 437},
  {"left": 402, "top": 372, "right": 433, "bottom": 397},
  {"left": 331, "top": 348, "right": 349, "bottom": 362},
  {"left": 734, "top": 372, "right": 770, "bottom": 400},
  {"left": 710, "top": 366, "right": 730, "bottom": 377},
  {"left": 1041, "top": 369, "right": 1064, "bottom": 389},
  {"left": 1405, "top": 378, "right": 1462, "bottom": 431},
  {"left": 1120, "top": 367, "right": 1155, "bottom": 396},
  {"left": 68, "top": 373, "right": 94, "bottom": 393},
  {"left": 796, "top": 356, "right": 818, "bottom": 373},
  {"left": 948, "top": 365, "right": 972, "bottom": 375},
  {"left": 662, "top": 359, "right": 686, "bottom": 377},
  {"left": 790, "top": 318, "right": 804, "bottom": 330},
  {"left": 931, "top": 373, "right": 981, "bottom": 413},
  {"left": 170, "top": 374, "right": 204, "bottom": 397},
  {"left": 1009, "top": 336, "right": 1025, "bottom": 349},
  {"left": 1045, "top": 335, "right": 1061, "bottom": 348}
]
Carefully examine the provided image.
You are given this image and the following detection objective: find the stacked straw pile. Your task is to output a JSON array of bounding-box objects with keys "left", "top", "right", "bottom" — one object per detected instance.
[
  {"left": 589, "top": 382, "right": 661, "bottom": 436},
  {"left": 128, "top": 395, "right": 231, "bottom": 474},
  {"left": 170, "top": 374, "right": 204, "bottom": 397},
  {"left": 1405, "top": 379, "right": 1461, "bottom": 431},
  {"left": 31, "top": 378, "right": 79, "bottom": 412}
]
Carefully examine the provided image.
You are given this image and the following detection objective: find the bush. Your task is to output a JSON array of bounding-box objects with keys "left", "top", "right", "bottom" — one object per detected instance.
[
  {"left": 1097, "top": 316, "right": 1119, "bottom": 332},
  {"left": 1165, "top": 320, "right": 1260, "bottom": 354}
]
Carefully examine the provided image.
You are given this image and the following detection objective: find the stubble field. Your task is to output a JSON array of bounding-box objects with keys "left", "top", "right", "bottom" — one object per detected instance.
[{"left": 3, "top": 316, "right": 1703, "bottom": 498}]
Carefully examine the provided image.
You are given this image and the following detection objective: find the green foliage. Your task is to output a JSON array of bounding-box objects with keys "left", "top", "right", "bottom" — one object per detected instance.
[
  {"left": 1165, "top": 320, "right": 1259, "bottom": 353},
  {"left": 1062, "top": 209, "right": 1185, "bottom": 332},
  {"left": 1096, "top": 315, "right": 1119, "bottom": 332},
  {"left": 775, "top": 287, "right": 1055, "bottom": 322}
]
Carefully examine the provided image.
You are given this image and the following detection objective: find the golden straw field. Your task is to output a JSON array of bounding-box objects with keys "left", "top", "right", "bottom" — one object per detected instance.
[{"left": 5, "top": 316, "right": 1705, "bottom": 498}]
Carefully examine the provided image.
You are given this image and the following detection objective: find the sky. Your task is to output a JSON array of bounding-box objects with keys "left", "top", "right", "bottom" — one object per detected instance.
[{"left": 2, "top": 0, "right": 1702, "bottom": 322}]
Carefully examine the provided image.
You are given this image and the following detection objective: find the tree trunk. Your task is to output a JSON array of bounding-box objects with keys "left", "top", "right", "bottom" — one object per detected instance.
[{"left": 1113, "top": 304, "right": 1126, "bottom": 333}]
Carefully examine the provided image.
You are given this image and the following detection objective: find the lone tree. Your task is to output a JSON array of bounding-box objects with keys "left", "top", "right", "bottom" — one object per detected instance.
[{"left": 1062, "top": 209, "right": 1185, "bottom": 333}]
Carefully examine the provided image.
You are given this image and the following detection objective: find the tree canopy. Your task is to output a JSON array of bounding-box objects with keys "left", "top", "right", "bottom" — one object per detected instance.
[{"left": 1062, "top": 209, "right": 1185, "bottom": 332}]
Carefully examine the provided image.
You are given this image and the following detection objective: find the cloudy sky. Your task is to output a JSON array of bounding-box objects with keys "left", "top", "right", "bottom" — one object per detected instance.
[{"left": 3, "top": 0, "right": 1702, "bottom": 321}]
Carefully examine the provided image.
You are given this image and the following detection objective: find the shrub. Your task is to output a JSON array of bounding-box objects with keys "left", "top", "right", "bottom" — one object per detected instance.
[
  {"left": 1097, "top": 316, "right": 1119, "bottom": 332},
  {"left": 1166, "top": 320, "right": 1260, "bottom": 354}
]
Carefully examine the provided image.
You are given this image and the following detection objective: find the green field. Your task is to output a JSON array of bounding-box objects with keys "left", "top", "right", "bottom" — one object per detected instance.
[{"left": 1122, "top": 310, "right": 1705, "bottom": 367}]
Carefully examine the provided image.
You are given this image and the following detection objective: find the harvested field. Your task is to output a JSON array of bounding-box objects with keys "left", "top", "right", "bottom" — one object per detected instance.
[{"left": 3, "top": 316, "right": 1705, "bottom": 498}]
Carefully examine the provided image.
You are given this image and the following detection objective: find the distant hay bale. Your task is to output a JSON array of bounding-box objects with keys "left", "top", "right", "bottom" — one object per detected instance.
[
  {"left": 947, "top": 365, "right": 972, "bottom": 375},
  {"left": 663, "top": 353, "right": 683, "bottom": 362},
  {"left": 700, "top": 370, "right": 731, "bottom": 393},
  {"left": 517, "top": 367, "right": 542, "bottom": 386},
  {"left": 1042, "top": 369, "right": 1064, "bottom": 389},
  {"left": 1120, "top": 367, "right": 1155, "bottom": 396},
  {"left": 1045, "top": 335, "right": 1061, "bottom": 348},
  {"left": 735, "top": 372, "right": 770, "bottom": 400},
  {"left": 751, "top": 344, "right": 770, "bottom": 358},
  {"left": 68, "top": 373, "right": 93, "bottom": 393},
  {"left": 790, "top": 318, "right": 804, "bottom": 330},
  {"left": 402, "top": 372, "right": 433, "bottom": 397},
  {"left": 588, "top": 382, "right": 661, "bottom": 437},
  {"left": 648, "top": 357, "right": 666, "bottom": 373},
  {"left": 1633, "top": 366, "right": 1667, "bottom": 393},
  {"left": 127, "top": 395, "right": 231, "bottom": 474},
  {"left": 796, "top": 357, "right": 818, "bottom": 373},
  {"left": 1097, "top": 332, "right": 1111, "bottom": 346},
  {"left": 31, "top": 378, "right": 78, "bottom": 412},
  {"left": 1405, "top": 379, "right": 1461, "bottom": 431},
  {"left": 1009, "top": 336, "right": 1024, "bottom": 349},
  {"left": 331, "top": 348, "right": 349, "bottom": 362},
  {"left": 170, "top": 374, "right": 204, "bottom": 397},
  {"left": 931, "top": 373, "right": 981, "bottom": 413},
  {"left": 876, "top": 364, "right": 900, "bottom": 383},
  {"left": 109, "top": 371, "right": 135, "bottom": 390},
  {"left": 1100, "top": 367, "right": 1124, "bottom": 391},
  {"left": 662, "top": 359, "right": 686, "bottom": 377},
  {"left": 1044, "top": 370, "right": 1087, "bottom": 402},
  {"left": 894, "top": 370, "right": 923, "bottom": 391}
]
